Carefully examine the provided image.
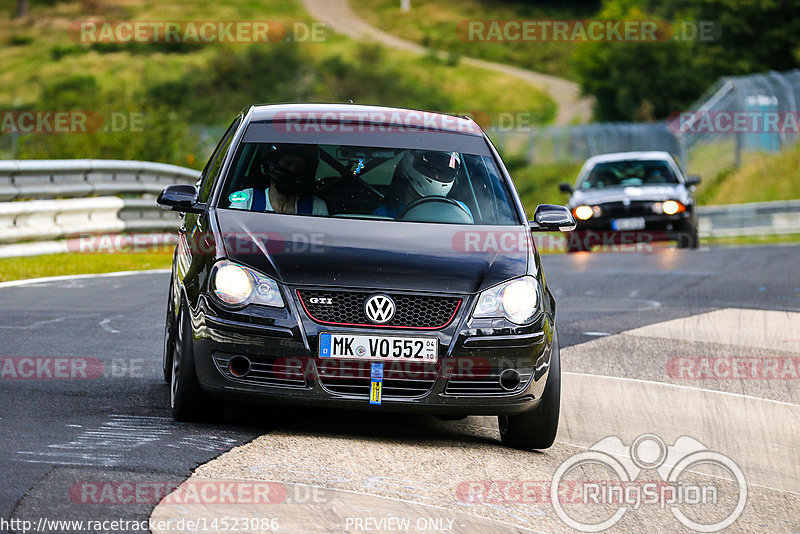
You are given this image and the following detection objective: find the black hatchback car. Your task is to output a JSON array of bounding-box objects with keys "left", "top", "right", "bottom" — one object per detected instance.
[
  {"left": 559, "top": 151, "right": 701, "bottom": 252},
  {"left": 157, "top": 104, "right": 575, "bottom": 449}
]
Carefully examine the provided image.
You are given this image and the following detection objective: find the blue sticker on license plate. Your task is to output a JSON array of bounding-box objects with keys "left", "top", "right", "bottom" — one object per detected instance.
[
  {"left": 370, "top": 362, "right": 383, "bottom": 405},
  {"left": 319, "top": 333, "right": 332, "bottom": 358}
]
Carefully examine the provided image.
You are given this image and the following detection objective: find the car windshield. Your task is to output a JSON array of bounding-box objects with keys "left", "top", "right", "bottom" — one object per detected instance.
[
  {"left": 579, "top": 159, "right": 679, "bottom": 189},
  {"left": 218, "top": 142, "right": 519, "bottom": 225}
]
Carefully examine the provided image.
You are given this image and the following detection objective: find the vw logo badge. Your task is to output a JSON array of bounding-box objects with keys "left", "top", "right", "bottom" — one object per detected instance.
[{"left": 364, "top": 295, "right": 396, "bottom": 324}]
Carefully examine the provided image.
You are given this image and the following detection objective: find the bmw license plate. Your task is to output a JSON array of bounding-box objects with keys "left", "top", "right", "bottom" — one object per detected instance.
[
  {"left": 612, "top": 217, "right": 646, "bottom": 231},
  {"left": 319, "top": 333, "right": 438, "bottom": 362}
]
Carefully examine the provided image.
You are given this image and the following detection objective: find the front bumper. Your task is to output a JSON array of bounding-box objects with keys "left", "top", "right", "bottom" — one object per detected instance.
[
  {"left": 188, "top": 290, "right": 555, "bottom": 416},
  {"left": 568, "top": 212, "right": 695, "bottom": 244}
]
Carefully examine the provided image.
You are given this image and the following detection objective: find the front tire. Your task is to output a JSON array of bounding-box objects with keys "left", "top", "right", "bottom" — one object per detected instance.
[
  {"left": 170, "top": 302, "right": 224, "bottom": 422},
  {"left": 162, "top": 278, "right": 175, "bottom": 383},
  {"left": 498, "top": 329, "right": 561, "bottom": 449},
  {"left": 677, "top": 226, "right": 699, "bottom": 249}
]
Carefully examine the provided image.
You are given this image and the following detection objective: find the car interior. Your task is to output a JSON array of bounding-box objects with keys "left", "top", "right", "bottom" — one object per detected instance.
[
  {"left": 220, "top": 143, "right": 518, "bottom": 225},
  {"left": 580, "top": 160, "right": 680, "bottom": 189}
]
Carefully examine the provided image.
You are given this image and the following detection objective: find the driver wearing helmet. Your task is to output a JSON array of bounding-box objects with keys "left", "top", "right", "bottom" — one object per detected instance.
[
  {"left": 373, "top": 149, "right": 472, "bottom": 220},
  {"left": 229, "top": 144, "right": 328, "bottom": 215}
]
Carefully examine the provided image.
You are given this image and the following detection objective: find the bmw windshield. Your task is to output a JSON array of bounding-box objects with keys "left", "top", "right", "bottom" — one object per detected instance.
[{"left": 579, "top": 159, "right": 680, "bottom": 189}]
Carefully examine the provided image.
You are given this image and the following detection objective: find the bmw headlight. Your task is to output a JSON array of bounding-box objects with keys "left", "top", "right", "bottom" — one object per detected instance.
[
  {"left": 652, "top": 200, "right": 685, "bottom": 215},
  {"left": 574, "top": 205, "right": 593, "bottom": 220},
  {"left": 211, "top": 260, "right": 284, "bottom": 308},
  {"left": 473, "top": 276, "right": 539, "bottom": 325}
]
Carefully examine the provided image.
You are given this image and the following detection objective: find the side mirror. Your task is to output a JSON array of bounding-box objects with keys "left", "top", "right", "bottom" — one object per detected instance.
[
  {"left": 685, "top": 174, "right": 701, "bottom": 187},
  {"left": 558, "top": 182, "right": 574, "bottom": 194},
  {"left": 530, "top": 204, "right": 576, "bottom": 232},
  {"left": 157, "top": 184, "right": 202, "bottom": 213}
]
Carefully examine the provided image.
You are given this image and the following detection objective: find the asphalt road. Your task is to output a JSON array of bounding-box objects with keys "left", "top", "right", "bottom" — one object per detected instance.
[
  {"left": 0, "top": 273, "right": 265, "bottom": 532},
  {"left": 1, "top": 244, "right": 798, "bottom": 533}
]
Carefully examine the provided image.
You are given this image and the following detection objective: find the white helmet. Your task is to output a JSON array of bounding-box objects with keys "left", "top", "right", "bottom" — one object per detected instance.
[{"left": 399, "top": 150, "right": 461, "bottom": 197}]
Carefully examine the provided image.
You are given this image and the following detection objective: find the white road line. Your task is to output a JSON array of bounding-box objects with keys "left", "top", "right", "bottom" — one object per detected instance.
[
  {"left": 0, "top": 313, "right": 100, "bottom": 330},
  {"left": 624, "top": 307, "right": 800, "bottom": 353},
  {"left": 560, "top": 370, "right": 800, "bottom": 493},
  {"left": 99, "top": 317, "right": 121, "bottom": 334},
  {"left": 0, "top": 269, "right": 169, "bottom": 289},
  {"left": 563, "top": 371, "right": 800, "bottom": 408}
]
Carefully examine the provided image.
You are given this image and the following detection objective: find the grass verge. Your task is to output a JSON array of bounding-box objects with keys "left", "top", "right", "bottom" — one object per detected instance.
[
  {"left": 350, "top": 0, "right": 593, "bottom": 79},
  {"left": 702, "top": 233, "right": 800, "bottom": 247},
  {"left": 1, "top": 0, "right": 555, "bottom": 167},
  {"left": 0, "top": 252, "right": 172, "bottom": 282}
]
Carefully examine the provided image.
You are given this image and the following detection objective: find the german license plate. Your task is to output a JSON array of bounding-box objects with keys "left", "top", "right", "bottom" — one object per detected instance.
[
  {"left": 612, "top": 217, "right": 646, "bottom": 231},
  {"left": 319, "top": 333, "right": 438, "bottom": 362}
]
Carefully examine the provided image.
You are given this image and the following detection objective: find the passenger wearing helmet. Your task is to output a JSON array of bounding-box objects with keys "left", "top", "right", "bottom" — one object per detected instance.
[
  {"left": 373, "top": 150, "right": 472, "bottom": 220},
  {"left": 229, "top": 144, "right": 328, "bottom": 215}
]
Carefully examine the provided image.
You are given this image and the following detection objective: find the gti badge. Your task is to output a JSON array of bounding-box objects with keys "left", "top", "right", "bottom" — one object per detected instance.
[{"left": 364, "top": 295, "right": 396, "bottom": 324}]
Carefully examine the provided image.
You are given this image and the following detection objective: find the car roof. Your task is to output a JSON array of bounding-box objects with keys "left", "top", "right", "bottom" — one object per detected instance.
[
  {"left": 246, "top": 103, "right": 484, "bottom": 137},
  {"left": 583, "top": 151, "right": 676, "bottom": 166}
]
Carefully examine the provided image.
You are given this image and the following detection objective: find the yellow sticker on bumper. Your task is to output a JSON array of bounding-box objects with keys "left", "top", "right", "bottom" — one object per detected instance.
[{"left": 370, "top": 362, "right": 383, "bottom": 405}]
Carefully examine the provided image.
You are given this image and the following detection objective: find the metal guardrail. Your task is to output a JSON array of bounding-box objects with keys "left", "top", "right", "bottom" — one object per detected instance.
[
  {"left": 697, "top": 200, "right": 800, "bottom": 238},
  {"left": 0, "top": 159, "right": 199, "bottom": 201},
  {"left": 0, "top": 159, "right": 199, "bottom": 254},
  {"left": 0, "top": 159, "right": 796, "bottom": 257},
  {"left": 0, "top": 197, "right": 188, "bottom": 244}
]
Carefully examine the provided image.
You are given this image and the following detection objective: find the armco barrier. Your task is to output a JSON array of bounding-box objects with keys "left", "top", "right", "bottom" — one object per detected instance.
[
  {"left": 0, "top": 159, "right": 797, "bottom": 257},
  {"left": 697, "top": 200, "right": 800, "bottom": 238},
  {"left": 0, "top": 197, "right": 125, "bottom": 244},
  {"left": 0, "top": 159, "right": 199, "bottom": 254},
  {"left": 0, "top": 159, "right": 199, "bottom": 201}
]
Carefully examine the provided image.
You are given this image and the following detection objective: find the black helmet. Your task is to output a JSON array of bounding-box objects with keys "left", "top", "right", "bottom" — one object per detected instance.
[{"left": 264, "top": 144, "right": 319, "bottom": 196}]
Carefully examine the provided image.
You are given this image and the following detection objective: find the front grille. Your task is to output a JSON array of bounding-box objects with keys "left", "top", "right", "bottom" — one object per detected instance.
[
  {"left": 297, "top": 289, "right": 461, "bottom": 329},
  {"left": 445, "top": 367, "right": 533, "bottom": 396},
  {"left": 317, "top": 359, "right": 436, "bottom": 398},
  {"left": 597, "top": 201, "right": 654, "bottom": 218},
  {"left": 213, "top": 353, "right": 309, "bottom": 388}
]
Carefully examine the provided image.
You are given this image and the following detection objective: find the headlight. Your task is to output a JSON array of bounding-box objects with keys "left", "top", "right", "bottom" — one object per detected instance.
[
  {"left": 211, "top": 260, "right": 284, "bottom": 308},
  {"left": 662, "top": 200, "right": 682, "bottom": 215},
  {"left": 574, "top": 205, "right": 593, "bottom": 220},
  {"left": 653, "top": 200, "right": 685, "bottom": 215},
  {"left": 473, "top": 276, "right": 539, "bottom": 325}
]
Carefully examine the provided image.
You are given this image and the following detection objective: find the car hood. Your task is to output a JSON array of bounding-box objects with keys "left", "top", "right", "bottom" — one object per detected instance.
[
  {"left": 214, "top": 210, "right": 528, "bottom": 294},
  {"left": 569, "top": 184, "right": 690, "bottom": 207}
]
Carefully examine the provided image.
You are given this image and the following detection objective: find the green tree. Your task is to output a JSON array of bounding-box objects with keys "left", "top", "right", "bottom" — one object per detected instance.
[{"left": 574, "top": 0, "right": 800, "bottom": 121}]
